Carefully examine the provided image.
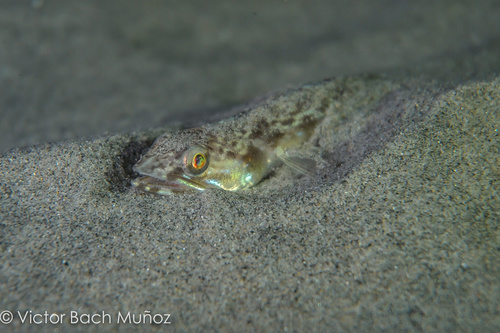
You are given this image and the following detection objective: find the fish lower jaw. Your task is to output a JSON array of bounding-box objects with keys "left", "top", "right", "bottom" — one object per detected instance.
[{"left": 132, "top": 176, "right": 205, "bottom": 195}]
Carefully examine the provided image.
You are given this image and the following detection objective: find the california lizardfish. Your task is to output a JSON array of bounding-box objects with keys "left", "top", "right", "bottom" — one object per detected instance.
[{"left": 132, "top": 78, "right": 348, "bottom": 195}]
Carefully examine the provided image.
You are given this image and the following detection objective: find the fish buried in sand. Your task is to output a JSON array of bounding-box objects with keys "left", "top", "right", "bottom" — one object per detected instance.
[{"left": 132, "top": 79, "right": 345, "bottom": 195}]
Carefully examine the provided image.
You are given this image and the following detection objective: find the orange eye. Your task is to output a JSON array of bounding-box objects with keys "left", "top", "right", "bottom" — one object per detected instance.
[
  {"left": 184, "top": 146, "right": 209, "bottom": 175},
  {"left": 192, "top": 153, "right": 206, "bottom": 169}
]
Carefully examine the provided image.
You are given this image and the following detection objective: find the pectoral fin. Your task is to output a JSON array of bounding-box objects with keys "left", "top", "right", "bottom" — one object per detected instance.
[{"left": 277, "top": 152, "right": 317, "bottom": 175}]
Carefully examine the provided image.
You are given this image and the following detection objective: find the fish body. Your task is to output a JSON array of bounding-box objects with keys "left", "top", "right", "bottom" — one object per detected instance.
[{"left": 133, "top": 79, "right": 340, "bottom": 195}]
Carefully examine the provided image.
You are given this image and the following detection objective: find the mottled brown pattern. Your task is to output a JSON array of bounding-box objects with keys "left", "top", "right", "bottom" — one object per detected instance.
[
  {"left": 167, "top": 167, "right": 184, "bottom": 181},
  {"left": 290, "top": 97, "right": 309, "bottom": 116},
  {"left": 174, "top": 150, "right": 184, "bottom": 159},
  {"left": 319, "top": 97, "right": 331, "bottom": 113},
  {"left": 266, "top": 130, "right": 286, "bottom": 147},
  {"left": 224, "top": 150, "right": 237, "bottom": 159},
  {"left": 249, "top": 129, "right": 263, "bottom": 140},
  {"left": 242, "top": 145, "right": 265, "bottom": 165},
  {"left": 132, "top": 77, "right": 355, "bottom": 193},
  {"left": 280, "top": 117, "right": 295, "bottom": 126}
]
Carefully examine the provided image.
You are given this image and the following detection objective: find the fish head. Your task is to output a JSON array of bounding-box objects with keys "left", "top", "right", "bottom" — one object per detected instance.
[{"left": 132, "top": 129, "right": 266, "bottom": 195}]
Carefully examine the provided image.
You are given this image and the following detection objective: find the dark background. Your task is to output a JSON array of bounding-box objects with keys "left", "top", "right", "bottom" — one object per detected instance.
[{"left": 1, "top": 0, "right": 499, "bottom": 151}]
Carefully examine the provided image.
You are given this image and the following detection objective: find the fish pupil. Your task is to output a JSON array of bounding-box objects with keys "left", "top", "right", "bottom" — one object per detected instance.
[{"left": 193, "top": 153, "right": 206, "bottom": 169}]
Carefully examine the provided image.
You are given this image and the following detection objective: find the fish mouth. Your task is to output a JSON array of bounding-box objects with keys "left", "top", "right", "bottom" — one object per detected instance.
[{"left": 132, "top": 175, "right": 206, "bottom": 195}]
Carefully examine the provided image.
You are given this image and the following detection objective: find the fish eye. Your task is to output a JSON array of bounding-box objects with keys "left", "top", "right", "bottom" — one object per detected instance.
[
  {"left": 184, "top": 146, "right": 209, "bottom": 175},
  {"left": 192, "top": 153, "right": 206, "bottom": 169}
]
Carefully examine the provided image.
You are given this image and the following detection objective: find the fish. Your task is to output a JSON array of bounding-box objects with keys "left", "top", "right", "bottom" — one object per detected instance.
[{"left": 132, "top": 78, "right": 344, "bottom": 195}]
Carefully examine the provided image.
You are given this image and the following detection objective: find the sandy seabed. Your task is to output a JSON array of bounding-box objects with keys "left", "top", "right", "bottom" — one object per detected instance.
[{"left": 1, "top": 1, "right": 499, "bottom": 332}]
